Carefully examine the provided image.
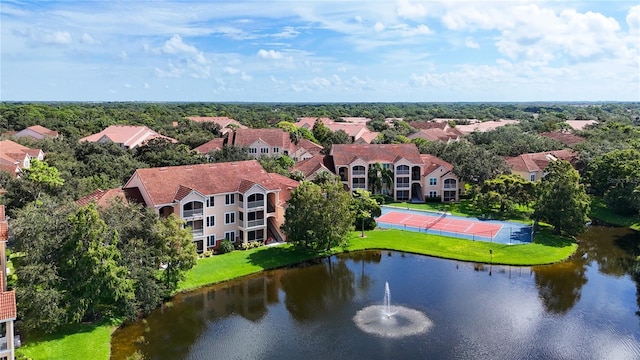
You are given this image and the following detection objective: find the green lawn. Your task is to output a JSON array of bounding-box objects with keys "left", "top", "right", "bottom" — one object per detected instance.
[
  {"left": 18, "top": 228, "right": 576, "bottom": 360},
  {"left": 589, "top": 198, "right": 640, "bottom": 231},
  {"left": 16, "top": 318, "right": 118, "bottom": 360}
]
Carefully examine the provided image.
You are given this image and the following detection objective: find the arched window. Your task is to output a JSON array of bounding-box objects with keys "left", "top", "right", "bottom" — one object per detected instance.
[
  {"left": 247, "top": 193, "right": 265, "bottom": 208},
  {"left": 353, "top": 165, "right": 366, "bottom": 176},
  {"left": 182, "top": 201, "right": 203, "bottom": 217}
]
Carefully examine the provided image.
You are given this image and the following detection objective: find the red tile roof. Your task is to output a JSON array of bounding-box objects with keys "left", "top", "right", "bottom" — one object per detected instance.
[
  {"left": 76, "top": 188, "right": 129, "bottom": 208},
  {"left": 505, "top": 150, "right": 578, "bottom": 173},
  {"left": 421, "top": 154, "right": 454, "bottom": 175},
  {"left": 124, "top": 160, "right": 287, "bottom": 207},
  {"left": 0, "top": 205, "right": 7, "bottom": 242},
  {"left": 26, "top": 125, "right": 59, "bottom": 138},
  {"left": 409, "top": 128, "right": 459, "bottom": 142},
  {"left": 539, "top": 132, "right": 586, "bottom": 146},
  {"left": 79, "top": 125, "right": 177, "bottom": 148},
  {"left": 0, "top": 289, "right": 16, "bottom": 320},
  {"left": 268, "top": 173, "right": 299, "bottom": 205},
  {"left": 408, "top": 121, "right": 447, "bottom": 130},
  {"left": 330, "top": 144, "right": 423, "bottom": 167},
  {"left": 293, "top": 155, "right": 334, "bottom": 178},
  {"left": 232, "top": 128, "right": 291, "bottom": 149},
  {"left": 194, "top": 138, "right": 226, "bottom": 154}
]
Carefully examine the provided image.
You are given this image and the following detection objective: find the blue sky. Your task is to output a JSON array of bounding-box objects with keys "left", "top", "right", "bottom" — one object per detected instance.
[{"left": 1, "top": 0, "right": 638, "bottom": 102}]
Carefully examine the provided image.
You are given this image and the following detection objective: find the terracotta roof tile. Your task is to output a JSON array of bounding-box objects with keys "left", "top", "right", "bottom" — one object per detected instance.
[
  {"left": 232, "top": 128, "right": 290, "bottom": 149},
  {"left": 194, "top": 138, "right": 226, "bottom": 154},
  {"left": 0, "top": 290, "right": 17, "bottom": 320},
  {"left": 540, "top": 132, "right": 586, "bottom": 146},
  {"left": 421, "top": 154, "right": 454, "bottom": 175},
  {"left": 26, "top": 125, "right": 59, "bottom": 138},
  {"left": 76, "top": 188, "right": 129, "bottom": 207},
  {"left": 268, "top": 173, "right": 299, "bottom": 205},
  {"left": 79, "top": 125, "right": 177, "bottom": 148},
  {"left": 124, "top": 160, "right": 284, "bottom": 207},
  {"left": 330, "top": 144, "right": 423, "bottom": 167},
  {"left": 293, "top": 155, "right": 333, "bottom": 178},
  {"left": 505, "top": 150, "right": 578, "bottom": 173}
]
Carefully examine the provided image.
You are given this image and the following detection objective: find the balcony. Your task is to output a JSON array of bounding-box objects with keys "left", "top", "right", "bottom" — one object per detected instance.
[
  {"left": 396, "top": 183, "right": 410, "bottom": 188},
  {"left": 183, "top": 209, "right": 203, "bottom": 218},
  {"left": 352, "top": 169, "right": 366, "bottom": 176},
  {"left": 247, "top": 200, "right": 263, "bottom": 209},
  {"left": 267, "top": 201, "right": 276, "bottom": 213},
  {"left": 191, "top": 228, "right": 204, "bottom": 237},
  {"left": 247, "top": 219, "right": 265, "bottom": 227},
  {"left": 443, "top": 184, "right": 457, "bottom": 189}
]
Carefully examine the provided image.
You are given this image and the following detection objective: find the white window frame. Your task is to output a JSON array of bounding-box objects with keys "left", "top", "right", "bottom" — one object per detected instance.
[
  {"left": 225, "top": 212, "right": 236, "bottom": 225},
  {"left": 207, "top": 215, "right": 215, "bottom": 227},
  {"left": 260, "top": 147, "right": 269, "bottom": 154},
  {"left": 249, "top": 148, "right": 257, "bottom": 154},
  {"left": 225, "top": 231, "right": 236, "bottom": 241},
  {"left": 273, "top": 147, "right": 279, "bottom": 153},
  {"left": 429, "top": 191, "right": 438, "bottom": 198},
  {"left": 207, "top": 196, "right": 215, "bottom": 207},
  {"left": 207, "top": 235, "right": 216, "bottom": 247},
  {"left": 225, "top": 193, "right": 235, "bottom": 206},
  {"left": 429, "top": 177, "right": 437, "bottom": 186},
  {"left": 530, "top": 174, "right": 536, "bottom": 181}
]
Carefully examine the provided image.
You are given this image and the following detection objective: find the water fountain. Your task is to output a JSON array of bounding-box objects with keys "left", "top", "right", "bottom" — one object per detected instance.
[{"left": 353, "top": 281, "right": 433, "bottom": 338}]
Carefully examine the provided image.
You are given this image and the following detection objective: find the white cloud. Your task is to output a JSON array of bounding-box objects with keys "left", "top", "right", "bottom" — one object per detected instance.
[
  {"left": 397, "top": 0, "right": 427, "bottom": 20},
  {"left": 162, "top": 34, "right": 198, "bottom": 54},
  {"left": 118, "top": 51, "right": 128, "bottom": 60},
  {"left": 465, "top": 37, "right": 479, "bottom": 49},
  {"left": 374, "top": 22, "right": 385, "bottom": 32},
  {"left": 626, "top": 5, "right": 640, "bottom": 35},
  {"left": 81, "top": 33, "right": 98, "bottom": 44},
  {"left": 257, "top": 49, "right": 284, "bottom": 60},
  {"left": 37, "top": 30, "right": 73, "bottom": 45},
  {"left": 224, "top": 67, "right": 240, "bottom": 75},
  {"left": 240, "top": 72, "right": 252, "bottom": 81},
  {"left": 154, "top": 61, "right": 183, "bottom": 78}
]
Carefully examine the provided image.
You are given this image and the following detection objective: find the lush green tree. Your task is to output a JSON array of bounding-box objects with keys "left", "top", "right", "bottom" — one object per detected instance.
[
  {"left": 586, "top": 149, "right": 640, "bottom": 215},
  {"left": 467, "top": 125, "right": 564, "bottom": 156},
  {"left": 475, "top": 174, "right": 535, "bottom": 214},
  {"left": 312, "top": 170, "right": 340, "bottom": 185},
  {"left": 61, "top": 204, "right": 136, "bottom": 322},
  {"left": 258, "top": 154, "right": 295, "bottom": 176},
  {"left": 2, "top": 160, "right": 65, "bottom": 211},
  {"left": 206, "top": 145, "right": 252, "bottom": 163},
  {"left": 352, "top": 190, "right": 381, "bottom": 234},
  {"left": 367, "top": 162, "right": 393, "bottom": 194},
  {"left": 156, "top": 214, "right": 198, "bottom": 290},
  {"left": 534, "top": 161, "right": 590, "bottom": 236},
  {"left": 134, "top": 138, "right": 204, "bottom": 167},
  {"left": 312, "top": 119, "right": 332, "bottom": 146},
  {"left": 282, "top": 180, "right": 355, "bottom": 252}
]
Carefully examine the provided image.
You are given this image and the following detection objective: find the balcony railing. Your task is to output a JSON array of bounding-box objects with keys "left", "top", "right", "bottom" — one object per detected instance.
[
  {"left": 396, "top": 183, "right": 410, "bottom": 188},
  {"left": 352, "top": 169, "right": 366, "bottom": 176},
  {"left": 183, "top": 209, "right": 203, "bottom": 218},
  {"left": 396, "top": 169, "right": 409, "bottom": 175},
  {"left": 352, "top": 183, "right": 366, "bottom": 189},
  {"left": 191, "top": 228, "right": 204, "bottom": 237},
  {"left": 443, "top": 184, "right": 457, "bottom": 189},
  {"left": 247, "top": 219, "right": 265, "bottom": 227},
  {"left": 247, "top": 200, "right": 263, "bottom": 209}
]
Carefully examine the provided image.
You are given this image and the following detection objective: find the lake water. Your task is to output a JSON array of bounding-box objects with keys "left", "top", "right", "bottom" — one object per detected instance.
[{"left": 111, "top": 226, "right": 640, "bottom": 360}]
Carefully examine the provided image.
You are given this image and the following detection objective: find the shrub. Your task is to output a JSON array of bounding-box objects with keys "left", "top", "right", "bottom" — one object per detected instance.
[{"left": 219, "top": 240, "right": 235, "bottom": 254}]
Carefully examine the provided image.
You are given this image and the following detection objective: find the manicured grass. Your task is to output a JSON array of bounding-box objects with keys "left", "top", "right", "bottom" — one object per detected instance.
[
  {"left": 589, "top": 198, "right": 640, "bottom": 231},
  {"left": 385, "top": 200, "right": 533, "bottom": 222},
  {"left": 18, "top": 228, "right": 576, "bottom": 360},
  {"left": 345, "top": 229, "right": 576, "bottom": 266},
  {"left": 16, "top": 318, "right": 119, "bottom": 360}
]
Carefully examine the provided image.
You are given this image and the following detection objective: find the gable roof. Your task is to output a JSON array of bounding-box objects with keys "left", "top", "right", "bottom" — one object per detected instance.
[
  {"left": 124, "top": 160, "right": 289, "bottom": 207},
  {"left": 330, "top": 143, "right": 423, "bottom": 166},
  {"left": 505, "top": 150, "right": 578, "bottom": 173},
  {"left": 539, "top": 132, "right": 586, "bottom": 146},
  {"left": 421, "top": 154, "right": 454, "bottom": 176},
  {"left": 79, "top": 125, "right": 177, "bottom": 149},
  {"left": 293, "top": 154, "right": 335, "bottom": 178},
  {"left": 295, "top": 117, "right": 378, "bottom": 143},
  {"left": 232, "top": 128, "right": 291, "bottom": 149},
  {"left": 15, "top": 125, "right": 59, "bottom": 139},
  {"left": 76, "top": 188, "right": 129, "bottom": 208},
  {"left": 194, "top": 138, "right": 226, "bottom": 154}
]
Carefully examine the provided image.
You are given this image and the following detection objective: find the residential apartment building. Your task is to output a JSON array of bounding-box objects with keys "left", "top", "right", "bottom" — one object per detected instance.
[
  {"left": 505, "top": 150, "right": 578, "bottom": 182},
  {"left": 230, "top": 128, "right": 323, "bottom": 161},
  {"left": 0, "top": 206, "right": 17, "bottom": 360},
  {"left": 0, "top": 140, "right": 45, "bottom": 176},
  {"left": 123, "top": 160, "right": 298, "bottom": 252},
  {"left": 79, "top": 125, "right": 177, "bottom": 150},
  {"left": 295, "top": 117, "right": 379, "bottom": 144},
  {"left": 329, "top": 144, "right": 462, "bottom": 202}
]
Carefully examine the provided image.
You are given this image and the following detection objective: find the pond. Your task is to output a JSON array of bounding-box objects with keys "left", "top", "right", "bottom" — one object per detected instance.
[{"left": 111, "top": 226, "right": 640, "bottom": 360}]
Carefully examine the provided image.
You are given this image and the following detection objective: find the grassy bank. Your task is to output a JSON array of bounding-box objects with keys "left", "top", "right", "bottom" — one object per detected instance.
[
  {"left": 18, "top": 228, "right": 576, "bottom": 360},
  {"left": 589, "top": 198, "right": 640, "bottom": 231}
]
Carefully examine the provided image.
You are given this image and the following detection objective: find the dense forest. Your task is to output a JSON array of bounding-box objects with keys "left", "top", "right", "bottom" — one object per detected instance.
[{"left": 1, "top": 101, "right": 639, "bottom": 335}]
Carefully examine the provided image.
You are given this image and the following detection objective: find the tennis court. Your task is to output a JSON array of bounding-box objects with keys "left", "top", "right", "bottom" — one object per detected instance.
[{"left": 376, "top": 206, "right": 533, "bottom": 244}]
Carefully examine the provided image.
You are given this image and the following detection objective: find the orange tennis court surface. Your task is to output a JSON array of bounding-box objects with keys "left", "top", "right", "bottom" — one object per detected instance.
[{"left": 377, "top": 211, "right": 503, "bottom": 238}]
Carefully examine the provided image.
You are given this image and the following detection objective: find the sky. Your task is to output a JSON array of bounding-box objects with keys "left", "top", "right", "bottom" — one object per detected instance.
[{"left": 1, "top": 0, "right": 639, "bottom": 102}]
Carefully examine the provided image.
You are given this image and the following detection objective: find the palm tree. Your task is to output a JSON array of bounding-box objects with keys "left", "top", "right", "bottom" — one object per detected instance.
[{"left": 368, "top": 162, "right": 394, "bottom": 195}]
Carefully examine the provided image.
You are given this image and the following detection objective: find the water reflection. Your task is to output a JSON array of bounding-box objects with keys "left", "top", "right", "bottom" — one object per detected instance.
[{"left": 111, "top": 227, "right": 640, "bottom": 360}]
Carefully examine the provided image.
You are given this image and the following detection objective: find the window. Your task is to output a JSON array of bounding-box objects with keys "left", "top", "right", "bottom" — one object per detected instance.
[
  {"left": 429, "top": 191, "right": 438, "bottom": 198},
  {"left": 248, "top": 229, "right": 264, "bottom": 241},
  {"left": 530, "top": 174, "right": 536, "bottom": 181},
  {"left": 225, "top": 212, "right": 236, "bottom": 224},
  {"left": 249, "top": 148, "right": 257, "bottom": 154},
  {"left": 397, "top": 190, "right": 409, "bottom": 201},
  {"left": 225, "top": 193, "right": 235, "bottom": 205},
  {"left": 261, "top": 147, "right": 269, "bottom": 154},
  {"left": 352, "top": 177, "right": 366, "bottom": 189},
  {"left": 273, "top": 147, "right": 279, "bottom": 153},
  {"left": 397, "top": 177, "right": 409, "bottom": 188},
  {"left": 382, "top": 163, "right": 391, "bottom": 170},
  {"left": 429, "top": 177, "right": 437, "bottom": 186},
  {"left": 185, "top": 220, "right": 203, "bottom": 236},
  {"left": 352, "top": 165, "right": 366, "bottom": 176},
  {"left": 225, "top": 231, "right": 236, "bottom": 241},
  {"left": 444, "top": 179, "right": 457, "bottom": 189},
  {"left": 207, "top": 216, "right": 215, "bottom": 227},
  {"left": 238, "top": 194, "right": 243, "bottom": 205},
  {"left": 182, "top": 201, "right": 203, "bottom": 217},
  {"left": 247, "top": 210, "right": 265, "bottom": 227},
  {"left": 397, "top": 165, "right": 409, "bottom": 175},
  {"left": 207, "top": 235, "right": 216, "bottom": 247},
  {"left": 206, "top": 196, "right": 215, "bottom": 207},
  {"left": 247, "top": 193, "right": 264, "bottom": 208}
]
